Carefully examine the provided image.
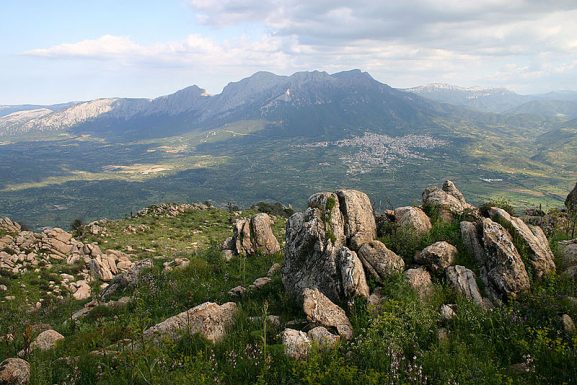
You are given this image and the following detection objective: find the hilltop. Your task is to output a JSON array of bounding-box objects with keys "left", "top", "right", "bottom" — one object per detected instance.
[{"left": 1, "top": 181, "right": 576, "bottom": 384}]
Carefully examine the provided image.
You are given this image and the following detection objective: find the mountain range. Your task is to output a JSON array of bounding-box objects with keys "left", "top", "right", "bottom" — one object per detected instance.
[{"left": 0, "top": 70, "right": 576, "bottom": 228}]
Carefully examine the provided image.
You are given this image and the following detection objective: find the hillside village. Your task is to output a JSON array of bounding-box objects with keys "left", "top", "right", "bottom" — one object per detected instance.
[{"left": 0, "top": 181, "right": 576, "bottom": 384}]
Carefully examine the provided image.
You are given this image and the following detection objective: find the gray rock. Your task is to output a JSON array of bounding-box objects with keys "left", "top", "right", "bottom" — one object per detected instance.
[
  {"left": 394, "top": 206, "right": 432, "bottom": 236},
  {"left": 336, "top": 189, "right": 377, "bottom": 250},
  {"left": 282, "top": 328, "right": 310, "bottom": 359},
  {"left": 566, "top": 181, "right": 577, "bottom": 212},
  {"left": 302, "top": 288, "right": 353, "bottom": 340},
  {"left": 0, "top": 358, "right": 30, "bottom": 385},
  {"left": 338, "top": 247, "right": 370, "bottom": 300},
  {"left": 481, "top": 218, "right": 530, "bottom": 303},
  {"left": 422, "top": 180, "right": 473, "bottom": 221},
  {"left": 562, "top": 314, "right": 576, "bottom": 334},
  {"left": 27, "top": 329, "right": 64, "bottom": 353},
  {"left": 404, "top": 267, "right": 433, "bottom": 299},
  {"left": 228, "top": 285, "right": 246, "bottom": 297},
  {"left": 445, "top": 265, "right": 483, "bottom": 306},
  {"left": 460, "top": 221, "right": 485, "bottom": 264},
  {"left": 143, "top": 302, "right": 237, "bottom": 343},
  {"left": 100, "top": 259, "right": 153, "bottom": 300},
  {"left": 233, "top": 218, "right": 254, "bottom": 256},
  {"left": 250, "top": 213, "right": 281, "bottom": 255},
  {"left": 357, "top": 240, "right": 405, "bottom": 283},
  {"left": 307, "top": 326, "right": 340, "bottom": 348},
  {"left": 558, "top": 239, "right": 577, "bottom": 268},
  {"left": 488, "top": 207, "right": 555, "bottom": 278},
  {"left": 416, "top": 241, "right": 458, "bottom": 274},
  {"left": 249, "top": 277, "right": 271, "bottom": 290},
  {"left": 266, "top": 263, "right": 282, "bottom": 277},
  {"left": 440, "top": 304, "right": 456, "bottom": 321}
]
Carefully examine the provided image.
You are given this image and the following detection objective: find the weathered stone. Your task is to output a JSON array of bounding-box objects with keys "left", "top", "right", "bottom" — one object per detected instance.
[
  {"left": 338, "top": 247, "right": 369, "bottom": 300},
  {"left": 233, "top": 219, "right": 254, "bottom": 256},
  {"left": 460, "top": 221, "right": 485, "bottom": 264},
  {"left": 416, "top": 241, "right": 458, "bottom": 274},
  {"left": 0, "top": 358, "right": 30, "bottom": 385},
  {"left": 100, "top": 259, "right": 153, "bottom": 299},
  {"left": 488, "top": 207, "right": 555, "bottom": 278},
  {"left": 266, "top": 263, "right": 282, "bottom": 277},
  {"left": 562, "top": 314, "right": 576, "bottom": 334},
  {"left": 0, "top": 218, "right": 21, "bottom": 235},
  {"left": 404, "top": 267, "right": 433, "bottom": 299},
  {"left": 282, "top": 328, "right": 310, "bottom": 359},
  {"left": 250, "top": 213, "right": 281, "bottom": 255},
  {"left": 249, "top": 277, "right": 271, "bottom": 290},
  {"left": 143, "top": 302, "right": 237, "bottom": 343},
  {"left": 422, "top": 180, "right": 473, "bottom": 221},
  {"left": 445, "top": 265, "right": 483, "bottom": 306},
  {"left": 302, "top": 288, "right": 353, "bottom": 340},
  {"left": 89, "top": 256, "right": 114, "bottom": 281},
  {"left": 308, "top": 192, "right": 346, "bottom": 249},
  {"left": 367, "top": 287, "right": 385, "bottom": 310},
  {"left": 283, "top": 209, "right": 344, "bottom": 303},
  {"left": 558, "top": 239, "right": 577, "bottom": 268},
  {"left": 357, "top": 240, "right": 405, "bottom": 283},
  {"left": 394, "top": 206, "right": 432, "bottom": 236},
  {"left": 28, "top": 329, "right": 64, "bottom": 352},
  {"left": 481, "top": 218, "right": 530, "bottom": 303},
  {"left": 307, "top": 326, "right": 340, "bottom": 348},
  {"left": 72, "top": 282, "right": 91, "bottom": 301},
  {"left": 440, "top": 304, "right": 456, "bottom": 321},
  {"left": 336, "top": 190, "right": 377, "bottom": 250}
]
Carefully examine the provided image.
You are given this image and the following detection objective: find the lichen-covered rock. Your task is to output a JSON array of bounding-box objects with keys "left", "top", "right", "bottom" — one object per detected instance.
[
  {"left": 488, "top": 207, "right": 555, "bottom": 278},
  {"left": 307, "top": 326, "right": 340, "bottom": 348},
  {"left": 336, "top": 189, "right": 376, "bottom": 250},
  {"left": 302, "top": 288, "right": 353, "bottom": 340},
  {"left": 422, "top": 180, "right": 474, "bottom": 221},
  {"left": 404, "top": 267, "right": 433, "bottom": 299},
  {"left": 460, "top": 221, "right": 485, "bottom": 264},
  {"left": 445, "top": 265, "right": 483, "bottom": 306},
  {"left": 338, "top": 247, "right": 369, "bottom": 300},
  {"left": 394, "top": 206, "right": 432, "bottom": 236},
  {"left": 143, "top": 302, "right": 237, "bottom": 343},
  {"left": 233, "top": 218, "right": 254, "bottom": 256},
  {"left": 562, "top": 314, "right": 576, "bottom": 334},
  {"left": 558, "top": 239, "right": 577, "bottom": 268},
  {"left": 415, "top": 241, "right": 458, "bottom": 274},
  {"left": 481, "top": 218, "right": 530, "bottom": 303},
  {"left": 282, "top": 328, "right": 310, "bottom": 359},
  {"left": 0, "top": 358, "right": 30, "bottom": 385},
  {"left": 357, "top": 240, "right": 405, "bottom": 283},
  {"left": 100, "top": 259, "right": 153, "bottom": 300},
  {"left": 0, "top": 218, "right": 21, "bottom": 235}
]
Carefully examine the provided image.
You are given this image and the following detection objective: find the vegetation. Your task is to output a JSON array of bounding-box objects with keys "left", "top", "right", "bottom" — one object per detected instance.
[{"left": 1, "top": 204, "right": 577, "bottom": 384}]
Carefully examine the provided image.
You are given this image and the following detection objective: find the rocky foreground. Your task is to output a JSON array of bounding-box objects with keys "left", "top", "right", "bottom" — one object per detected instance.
[{"left": 1, "top": 182, "right": 577, "bottom": 384}]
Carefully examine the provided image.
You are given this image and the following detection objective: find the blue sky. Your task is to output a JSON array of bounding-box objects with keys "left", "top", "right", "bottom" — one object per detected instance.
[{"left": 1, "top": 0, "right": 577, "bottom": 104}]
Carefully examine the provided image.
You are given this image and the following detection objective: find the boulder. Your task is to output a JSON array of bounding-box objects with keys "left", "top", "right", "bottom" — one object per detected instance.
[
  {"left": 28, "top": 329, "right": 64, "bottom": 352},
  {"left": 562, "top": 314, "right": 576, "bottom": 334},
  {"left": 338, "top": 247, "right": 370, "bottom": 300},
  {"left": 440, "top": 304, "right": 456, "bottom": 321},
  {"left": 357, "top": 240, "right": 405, "bottom": 283},
  {"left": 0, "top": 218, "right": 21, "bottom": 235},
  {"left": 302, "top": 288, "right": 353, "bottom": 340},
  {"left": 250, "top": 213, "right": 281, "bottom": 254},
  {"left": 394, "top": 206, "right": 432, "bottom": 236},
  {"left": 566, "top": 181, "right": 577, "bottom": 212},
  {"left": 481, "top": 218, "right": 530, "bottom": 303},
  {"left": 460, "top": 221, "right": 485, "bottom": 264},
  {"left": 282, "top": 329, "right": 310, "bottom": 359},
  {"left": 422, "top": 180, "right": 473, "bottom": 221},
  {"left": 557, "top": 239, "right": 577, "bottom": 268},
  {"left": 336, "top": 190, "right": 376, "bottom": 250},
  {"left": 415, "top": 241, "right": 458, "bottom": 274},
  {"left": 249, "top": 277, "right": 271, "bottom": 290},
  {"left": 143, "top": 302, "right": 237, "bottom": 343},
  {"left": 72, "top": 282, "right": 91, "bottom": 301},
  {"left": 307, "top": 326, "right": 340, "bottom": 348},
  {"left": 0, "top": 358, "right": 30, "bottom": 385},
  {"left": 488, "top": 207, "right": 555, "bottom": 278},
  {"left": 266, "top": 263, "right": 282, "bottom": 277},
  {"left": 445, "top": 265, "right": 483, "bottom": 306},
  {"left": 404, "top": 267, "right": 433, "bottom": 299},
  {"left": 233, "top": 218, "right": 254, "bottom": 256},
  {"left": 89, "top": 256, "right": 114, "bottom": 281}
]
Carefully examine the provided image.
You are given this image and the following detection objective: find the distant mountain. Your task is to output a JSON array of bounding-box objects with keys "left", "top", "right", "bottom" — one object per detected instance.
[
  {"left": 404, "top": 83, "right": 531, "bottom": 113},
  {"left": 506, "top": 99, "right": 577, "bottom": 120}
]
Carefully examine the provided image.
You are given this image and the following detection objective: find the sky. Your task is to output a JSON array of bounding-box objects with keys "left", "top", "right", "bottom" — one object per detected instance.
[{"left": 1, "top": 0, "right": 577, "bottom": 104}]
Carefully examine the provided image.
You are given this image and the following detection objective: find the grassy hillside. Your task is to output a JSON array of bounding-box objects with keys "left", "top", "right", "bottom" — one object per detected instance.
[{"left": 1, "top": 202, "right": 576, "bottom": 384}]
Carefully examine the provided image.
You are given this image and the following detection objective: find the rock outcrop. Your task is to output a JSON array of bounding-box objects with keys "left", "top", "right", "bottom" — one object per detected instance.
[
  {"left": 422, "top": 180, "right": 474, "bottom": 220},
  {"left": 0, "top": 218, "right": 21, "bottom": 235},
  {"left": 283, "top": 190, "right": 375, "bottom": 303},
  {"left": 143, "top": 302, "right": 237, "bottom": 343},
  {"left": 481, "top": 218, "right": 530, "bottom": 303},
  {"left": 460, "top": 221, "right": 485, "bottom": 264},
  {"left": 445, "top": 265, "right": 484, "bottom": 306},
  {"left": 0, "top": 358, "right": 30, "bottom": 385},
  {"left": 558, "top": 239, "right": 577, "bottom": 269},
  {"left": 566, "top": 181, "right": 577, "bottom": 212},
  {"left": 488, "top": 207, "right": 555, "bottom": 278},
  {"left": 100, "top": 259, "right": 153, "bottom": 300},
  {"left": 415, "top": 241, "right": 458, "bottom": 274},
  {"left": 302, "top": 288, "right": 353, "bottom": 340},
  {"left": 223, "top": 213, "right": 281, "bottom": 257},
  {"left": 404, "top": 267, "right": 433, "bottom": 299},
  {"left": 282, "top": 329, "right": 311, "bottom": 359},
  {"left": 394, "top": 206, "right": 432, "bottom": 236},
  {"left": 357, "top": 240, "right": 405, "bottom": 283}
]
